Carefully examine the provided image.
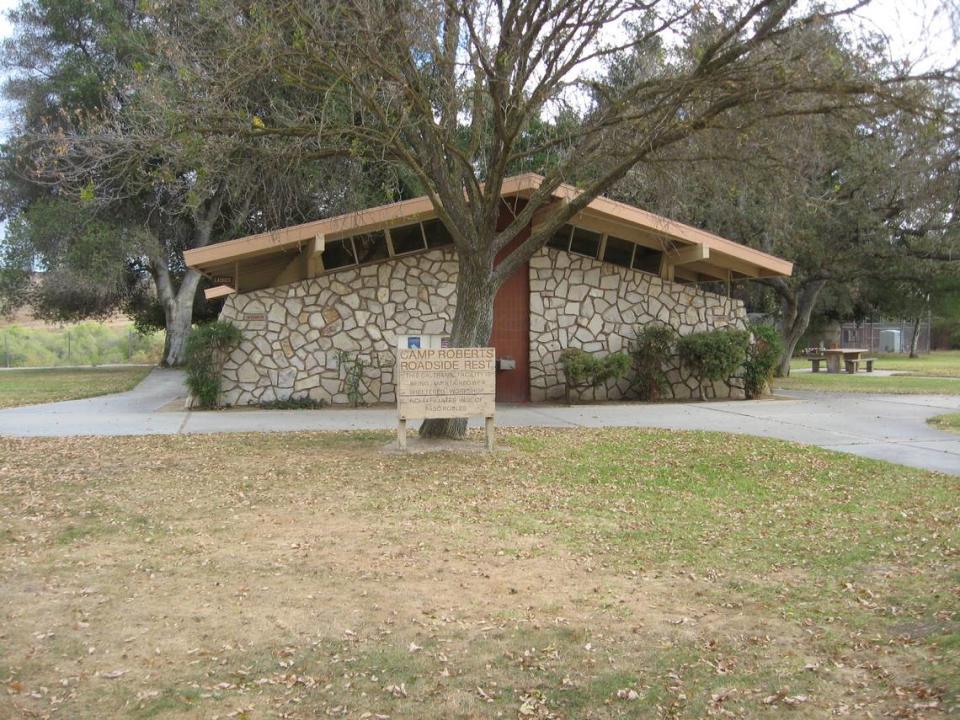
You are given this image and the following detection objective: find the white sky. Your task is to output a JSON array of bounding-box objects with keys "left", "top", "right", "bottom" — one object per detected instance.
[
  {"left": 0, "top": 0, "right": 952, "bottom": 199},
  {"left": 853, "top": 0, "right": 957, "bottom": 70},
  {"left": 0, "top": 0, "right": 950, "bottom": 135}
]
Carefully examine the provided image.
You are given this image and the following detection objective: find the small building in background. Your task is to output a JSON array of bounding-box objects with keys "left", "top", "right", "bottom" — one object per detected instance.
[{"left": 184, "top": 174, "right": 793, "bottom": 406}]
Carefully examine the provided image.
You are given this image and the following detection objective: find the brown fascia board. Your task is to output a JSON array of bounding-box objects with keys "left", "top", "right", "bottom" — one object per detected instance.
[
  {"left": 549, "top": 183, "right": 793, "bottom": 277},
  {"left": 184, "top": 172, "right": 792, "bottom": 278},
  {"left": 183, "top": 194, "right": 439, "bottom": 270},
  {"left": 184, "top": 175, "right": 547, "bottom": 272}
]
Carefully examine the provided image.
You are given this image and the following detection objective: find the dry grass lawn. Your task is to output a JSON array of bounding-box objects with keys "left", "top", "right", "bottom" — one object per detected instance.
[{"left": 0, "top": 429, "right": 957, "bottom": 719}]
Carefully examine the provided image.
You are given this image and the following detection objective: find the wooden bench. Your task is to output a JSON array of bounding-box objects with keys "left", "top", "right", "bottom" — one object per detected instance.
[
  {"left": 806, "top": 355, "right": 826, "bottom": 372},
  {"left": 845, "top": 358, "right": 875, "bottom": 373}
]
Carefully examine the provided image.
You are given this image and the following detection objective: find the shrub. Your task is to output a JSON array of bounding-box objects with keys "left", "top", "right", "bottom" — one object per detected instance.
[
  {"left": 742, "top": 323, "right": 783, "bottom": 398},
  {"left": 932, "top": 317, "right": 960, "bottom": 350},
  {"left": 629, "top": 324, "right": 677, "bottom": 401},
  {"left": 559, "top": 348, "right": 631, "bottom": 403},
  {"left": 257, "top": 395, "right": 326, "bottom": 410},
  {"left": 184, "top": 321, "right": 242, "bottom": 408},
  {"left": 677, "top": 328, "right": 750, "bottom": 399},
  {"left": 336, "top": 350, "right": 367, "bottom": 407}
]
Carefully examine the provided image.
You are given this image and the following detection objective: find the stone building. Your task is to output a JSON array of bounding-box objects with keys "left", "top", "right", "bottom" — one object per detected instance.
[{"left": 184, "top": 174, "right": 792, "bottom": 406}]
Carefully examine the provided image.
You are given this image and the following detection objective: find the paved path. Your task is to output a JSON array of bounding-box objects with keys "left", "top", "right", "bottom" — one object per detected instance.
[{"left": 1, "top": 368, "right": 958, "bottom": 475}]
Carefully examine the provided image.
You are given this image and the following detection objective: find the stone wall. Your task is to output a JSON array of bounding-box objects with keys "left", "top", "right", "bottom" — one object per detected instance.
[
  {"left": 218, "top": 248, "right": 458, "bottom": 406},
  {"left": 216, "top": 245, "right": 747, "bottom": 406},
  {"left": 528, "top": 248, "right": 748, "bottom": 402}
]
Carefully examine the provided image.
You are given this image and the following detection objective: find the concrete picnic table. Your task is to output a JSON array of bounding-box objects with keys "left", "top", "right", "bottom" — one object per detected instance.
[{"left": 823, "top": 347, "right": 869, "bottom": 373}]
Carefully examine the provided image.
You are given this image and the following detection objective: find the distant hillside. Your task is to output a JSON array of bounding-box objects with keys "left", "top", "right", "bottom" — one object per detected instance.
[
  {"left": 0, "top": 322, "right": 163, "bottom": 367},
  {"left": 0, "top": 308, "right": 132, "bottom": 329}
]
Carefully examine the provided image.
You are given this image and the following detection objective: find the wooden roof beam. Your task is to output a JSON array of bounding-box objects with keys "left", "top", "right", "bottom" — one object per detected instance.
[
  {"left": 306, "top": 233, "right": 325, "bottom": 278},
  {"left": 663, "top": 244, "right": 709, "bottom": 266},
  {"left": 204, "top": 284, "right": 237, "bottom": 301},
  {"left": 531, "top": 198, "right": 570, "bottom": 229}
]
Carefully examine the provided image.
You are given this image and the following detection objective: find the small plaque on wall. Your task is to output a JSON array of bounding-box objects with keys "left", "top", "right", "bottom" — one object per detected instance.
[{"left": 243, "top": 313, "right": 266, "bottom": 322}]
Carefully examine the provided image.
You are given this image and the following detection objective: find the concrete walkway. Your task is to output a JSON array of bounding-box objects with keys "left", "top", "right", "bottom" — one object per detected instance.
[{"left": 1, "top": 368, "right": 958, "bottom": 475}]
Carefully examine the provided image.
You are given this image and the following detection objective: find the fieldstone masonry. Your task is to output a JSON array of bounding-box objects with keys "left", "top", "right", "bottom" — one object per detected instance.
[
  {"left": 529, "top": 247, "right": 748, "bottom": 402},
  {"left": 218, "top": 248, "right": 458, "bottom": 406},
  {"left": 217, "top": 245, "right": 747, "bottom": 406}
]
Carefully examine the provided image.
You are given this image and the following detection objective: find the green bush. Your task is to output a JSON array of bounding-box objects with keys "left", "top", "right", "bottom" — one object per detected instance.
[
  {"left": 559, "top": 348, "right": 631, "bottom": 403},
  {"left": 742, "top": 323, "right": 783, "bottom": 398},
  {"left": 257, "top": 396, "right": 326, "bottom": 410},
  {"left": 932, "top": 317, "right": 960, "bottom": 350},
  {"left": 629, "top": 324, "right": 677, "bottom": 401},
  {"left": 184, "top": 321, "right": 242, "bottom": 409},
  {"left": 336, "top": 350, "right": 367, "bottom": 407},
  {"left": 677, "top": 328, "right": 750, "bottom": 399}
]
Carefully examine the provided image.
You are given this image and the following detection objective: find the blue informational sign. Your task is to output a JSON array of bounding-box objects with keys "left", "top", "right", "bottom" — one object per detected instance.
[{"left": 407, "top": 336, "right": 421, "bottom": 349}]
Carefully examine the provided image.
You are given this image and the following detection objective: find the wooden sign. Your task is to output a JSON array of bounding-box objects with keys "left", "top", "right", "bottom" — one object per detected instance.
[{"left": 395, "top": 347, "right": 496, "bottom": 450}]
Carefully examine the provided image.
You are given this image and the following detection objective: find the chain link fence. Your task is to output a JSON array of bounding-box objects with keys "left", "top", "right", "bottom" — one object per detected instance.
[{"left": 838, "top": 316, "right": 931, "bottom": 354}]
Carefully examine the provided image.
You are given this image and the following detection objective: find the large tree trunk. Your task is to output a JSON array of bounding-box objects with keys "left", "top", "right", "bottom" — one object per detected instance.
[
  {"left": 909, "top": 315, "right": 923, "bottom": 358},
  {"left": 162, "top": 296, "right": 194, "bottom": 366},
  {"left": 156, "top": 267, "right": 202, "bottom": 367},
  {"left": 154, "top": 187, "right": 223, "bottom": 367},
  {"left": 418, "top": 257, "right": 497, "bottom": 440},
  {"left": 774, "top": 280, "right": 827, "bottom": 377}
]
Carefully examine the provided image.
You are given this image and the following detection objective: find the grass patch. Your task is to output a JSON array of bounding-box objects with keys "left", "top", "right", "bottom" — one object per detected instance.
[
  {"left": 0, "top": 365, "right": 152, "bottom": 408},
  {"left": 873, "top": 350, "right": 960, "bottom": 377},
  {"left": 0, "top": 428, "right": 956, "bottom": 718},
  {"left": 928, "top": 412, "right": 960, "bottom": 434},
  {"left": 782, "top": 350, "right": 960, "bottom": 394},
  {"left": 775, "top": 371, "right": 960, "bottom": 394},
  {"left": 789, "top": 350, "right": 960, "bottom": 378}
]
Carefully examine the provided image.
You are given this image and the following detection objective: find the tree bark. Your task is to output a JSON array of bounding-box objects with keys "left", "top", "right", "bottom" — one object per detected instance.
[
  {"left": 909, "top": 315, "right": 923, "bottom": 358},
  {"left": 161, "top": 295, "right": 194, "bottom": 366},
  {"left": 154, "top": 184, "right": 225, "bottom": 367},
  {"left": 156, "top": 267, "right": 202, "bottom": 366},
  {"left": 418, "top": 256, "right": 497, "bottom": 440},
  {"left": 773, "top": 279, "right": 827, "bottom": 377}
]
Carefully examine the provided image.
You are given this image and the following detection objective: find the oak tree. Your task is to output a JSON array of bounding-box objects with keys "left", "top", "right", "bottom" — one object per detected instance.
[{"left": 157, "top": 0, "right": 946, "bottom": 433}]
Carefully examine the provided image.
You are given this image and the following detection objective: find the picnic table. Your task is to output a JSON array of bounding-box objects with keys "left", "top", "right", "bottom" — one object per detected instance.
[{"left": 823, "top": 347, "right": 871, "bottom": 374}]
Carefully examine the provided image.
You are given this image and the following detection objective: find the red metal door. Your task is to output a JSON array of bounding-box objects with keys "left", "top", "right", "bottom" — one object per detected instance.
[{"left": 490, "top": 204, "right": 530, "bottom": 402}]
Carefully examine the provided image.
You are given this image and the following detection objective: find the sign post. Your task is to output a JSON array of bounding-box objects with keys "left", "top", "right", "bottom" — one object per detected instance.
[{"left": 395, "top": 347, "right": 496, "bottom": 451}]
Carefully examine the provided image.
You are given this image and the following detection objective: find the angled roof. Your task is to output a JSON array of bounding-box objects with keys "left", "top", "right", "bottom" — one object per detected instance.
[{"left": 184, "top": 173, "right": 792, "bottom": 288}]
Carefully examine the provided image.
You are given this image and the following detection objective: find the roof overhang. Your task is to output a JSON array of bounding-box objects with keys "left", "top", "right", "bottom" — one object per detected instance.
[{"left": 184, "top": 173, "right": 792, "bottom": 286}]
